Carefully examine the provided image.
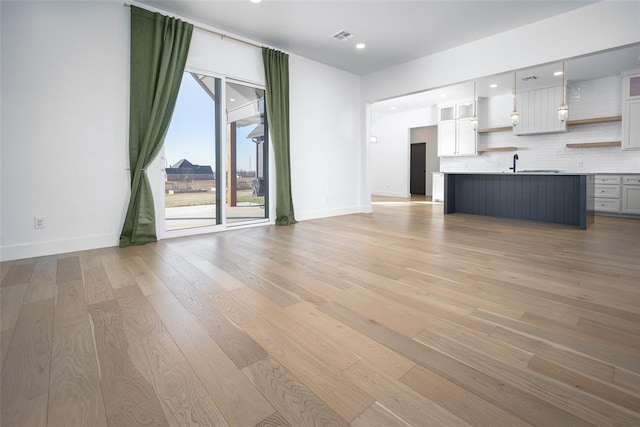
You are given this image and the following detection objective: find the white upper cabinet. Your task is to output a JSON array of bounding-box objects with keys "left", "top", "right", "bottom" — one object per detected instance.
[
  {"left": 622, "top": 69, "right": 640, "bottom": 150},
  {"left": 437, "top": 100, "right": 484, "bottom": 157},
  {"left": 513, "top": 85, "right": 566, "bottom": 135}
]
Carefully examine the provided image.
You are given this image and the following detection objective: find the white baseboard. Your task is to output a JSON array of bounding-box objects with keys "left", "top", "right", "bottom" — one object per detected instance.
[
  {"left": 295, "top": 205, "right": 369, "bottom": 222},
  {"left": 0, "top": 233, "right": 120, "bottom": 261},
  {"left": 371, "top": 191, "right": 409, "bottom": 198}
]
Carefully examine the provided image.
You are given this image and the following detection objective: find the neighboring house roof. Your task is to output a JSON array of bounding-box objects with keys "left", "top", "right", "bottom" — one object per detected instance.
[
  {"left": 171, "top": 159, "right": 194, "bottom": 169},
  {"left": 166, "top": 159, "right": 214, "bottom": 179}
]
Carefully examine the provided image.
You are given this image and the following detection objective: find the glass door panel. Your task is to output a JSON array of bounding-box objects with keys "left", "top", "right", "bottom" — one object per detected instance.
[
  {"left": 225, "top": 81, "right": 268, "bottom": 223},
  {"left": 163, "top": 72, "right": 221, "bottom": 231}
]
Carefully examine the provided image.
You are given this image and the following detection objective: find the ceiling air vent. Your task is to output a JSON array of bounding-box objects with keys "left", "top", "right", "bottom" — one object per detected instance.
[
  {"left": 331, "top": 30, "right": 354, "bottom": 41},
  {"left": 522, "top": 75, "right": 539, "bottom": 81}
]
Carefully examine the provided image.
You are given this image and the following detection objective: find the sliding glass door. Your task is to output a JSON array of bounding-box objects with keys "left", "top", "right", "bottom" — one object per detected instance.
[
  {"left": 161, "top": 73, "right": 268, "bottom": 232},
  {"left": 225, "top": 81, "right": 268, "bottom": 223}
]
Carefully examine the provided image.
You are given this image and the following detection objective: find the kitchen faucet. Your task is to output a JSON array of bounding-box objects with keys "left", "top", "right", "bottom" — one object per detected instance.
[{"left": 509, "top": 154, "right": 519, "bottom": 173}]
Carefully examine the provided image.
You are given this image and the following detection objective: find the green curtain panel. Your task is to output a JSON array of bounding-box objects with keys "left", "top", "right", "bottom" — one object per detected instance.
[
  {"left": 262, "top": 47, "right": 297, "bottom": 225},
  {"left": 120, "top": 6, "right": 193, "bottom": 247}
]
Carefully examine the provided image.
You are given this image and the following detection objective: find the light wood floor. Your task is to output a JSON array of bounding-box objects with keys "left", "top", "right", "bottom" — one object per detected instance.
[{"left": 2, "top": 196, "right": 640, "bottom": 426}]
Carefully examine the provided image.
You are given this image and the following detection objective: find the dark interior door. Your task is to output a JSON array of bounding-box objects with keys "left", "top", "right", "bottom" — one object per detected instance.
[{"left": 410, "top": 143, "right": 426, "bottom": 195}]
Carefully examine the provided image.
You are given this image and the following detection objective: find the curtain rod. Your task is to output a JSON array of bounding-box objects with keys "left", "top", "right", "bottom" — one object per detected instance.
[{"left": 123, "top": 2, "right": 263, "bottom": 50}]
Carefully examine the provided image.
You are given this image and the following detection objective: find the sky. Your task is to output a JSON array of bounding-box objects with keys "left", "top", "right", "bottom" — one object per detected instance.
[{"left": 164, "top": 73, "right": 258, "bottom": 173}]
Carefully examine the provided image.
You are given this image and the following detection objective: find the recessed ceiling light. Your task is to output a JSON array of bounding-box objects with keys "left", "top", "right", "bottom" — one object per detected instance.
[
  {"left": 356, "top": 43, "right": 366, "bottom": 49},
  {"left": 390, "top": 106, "right": 397, "bottom": 110},
  {"left": 554, "top": 71, "right": 563, "bottom": 76},
  {"left": 229, "top": 98, "right": 235, "bottom": 102},
  {"left": 250, "top": 0, "right": 261, "bottom": 3},
  {"left": 489, "top": 84, "right": 498, "bottom": 88},
  {"left": 440, "top": 93, "right": 447, "bottom": 98}
]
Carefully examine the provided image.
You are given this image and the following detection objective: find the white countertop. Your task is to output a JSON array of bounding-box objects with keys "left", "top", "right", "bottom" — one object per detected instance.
[{"left": 443, "top": 172, "right": 595, "bottom": 176}]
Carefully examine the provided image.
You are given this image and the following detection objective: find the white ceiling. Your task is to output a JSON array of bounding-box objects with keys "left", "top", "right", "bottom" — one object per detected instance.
[{"left": 139, "top": 0, "right": 598, "bottom": 75}]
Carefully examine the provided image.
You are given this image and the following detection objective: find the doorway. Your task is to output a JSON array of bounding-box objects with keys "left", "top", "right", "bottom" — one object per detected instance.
[
  {"left": 410, "top": 143, "right": 426, "bottom": 195},
  {"left": 409, "top": 126, "right": 439, "bottom": 197}
]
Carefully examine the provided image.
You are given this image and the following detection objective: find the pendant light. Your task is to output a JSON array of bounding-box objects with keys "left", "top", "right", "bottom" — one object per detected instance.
[
  {"left": 511, "top": 72, "right": 520, "bottom": 126},
  {"left": 471, "top": 80, "right": 479, "bottom": 131},
  {"left": 558, "top": 61, "right": 569, "bottom": 122}
]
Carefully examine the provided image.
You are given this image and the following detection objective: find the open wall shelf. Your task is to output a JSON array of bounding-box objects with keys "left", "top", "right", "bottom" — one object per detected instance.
[
  {"left": 477, "top": 126, "right": 512, "bottom": 134},
  {"left": 477, "top": 116, "right": 621, "bottom": 134},
  {"left": 566, "top": 116, "right": 621, "bottom": 126},
  {"left": 566, "top": 141, "right": 621, "bottom": 148}
]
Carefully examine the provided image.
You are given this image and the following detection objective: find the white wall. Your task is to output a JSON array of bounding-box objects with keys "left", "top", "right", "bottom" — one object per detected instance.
[
  {"left": 1, "top": 1, "right": 130, "bottom": 261},
  {"left": 370, "top": 106, "right": 437, "bottom": 197},
  {"left": 362, "top": 1, "right": 640, "bottom": 103},
  {"left": 289, "top": 55, "right": 363, "bottom": 220},
  {"left": 1, "top": 0, "right": 364, "bottom": 260}
]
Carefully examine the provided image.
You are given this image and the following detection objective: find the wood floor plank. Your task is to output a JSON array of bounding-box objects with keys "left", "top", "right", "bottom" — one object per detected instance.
[
  {"left": 1, "top": 283, "right": 27, "bottom": 333},
  {"left": 471, "top": 267, "right": 640, "bottom": 322},
  {"left": 243, "top": 357, "right": 349, "bottom": 426},
  {"left": 114, "top": 285, "right": 164, "bottom": 337},
  {"left": 285, "top": 302, "right": 416, "bottom": 379},
  {"left": 342, "top": 360, "right": 470, "bottom": 426},
  {"left": 137, "top": 246, "right": 269, "bottom": 369},
  {"left": 253, "top": 412, "right": 292, "bottom": 427},
  {"left": 225, "top": 244, "right": 328, "bottom": 304},
  {"left": 80, "top": 253, "right": 115, "bottom": 305},
  {"left": 232, "top": 287, "right": 361, "bottom": 372},
  {"left": 1, "top": 395, "right": 48, "bottom": 427},
  {"left": 210, "top": 290, "right": 375, "bottom": 422},
  {"left": 489, "top": 325, "right": 615, "bottom": 383},
  {"left": 147, "top": 287, "right": 275, "bottom": 427},
  {"left": 528, "top": 355, "right": 640, "bottom": 414},
  {"left": 1, "top": 328, "right": 13, "bottom": 371},
  {"left": 613, "top": 367, "right": 640, "bottom": 395},
  {"left": 171, "top": 238, "right": 245, "bottom": 291},
  {"left": 475, "top": 309, "right": 640, "bottom": 372},
  {"left": 54, "top": 279, "right": 88, "bottom": 329},
  {"left": 319, "top": 301, "right": 591, "bottom": 426},
  {"left": 0, "top": 261, "right": 13, "bottom": 284},
  {"left": 0, "top": 298, "right": 53, "bottom": 412},
  {"left": 575, "top": 316, "right": 640, "bottom": 351},
  {"left": 56, "top": 256, "right": 82, "bottom": 284},
  {"left": 417, "top": 323, "right": 640, "bottom": 426},
  {"left": 132, "top": 328, "right": 229, "bottom": 426},
  {"left": 414, "top": 318, "right": 532, "bottom": 369},
  {"left": 400, "top": 364, "right": 532, "bottom": 427},
  {"left": 122, "top": 256, "right": 167, "bottom": 296},
  {"left": 350, "top": 402, "right": 411, "bottom": 427},
  {"left": 48, "top": 322, "right": 107, "bottom": 427},
  {"left": 152, "top": 241, "right": 228, "bottom": 294},
  {"left": 88, "top": 299, "right": 168, "bottom": 427},
  {"left": 228, "top": 267, "right": 300, "bottom": 308},
  {"left": 114, "top": 285, "right": 229, "bottom": 426},
  {"left": 1, "top": 261, "right": 34, "bottom": 288},
  {"left": 99, "top": 252, "right": 137, "bottom": 290},
  {"left": 23, "top": 256, "right": 57, "bottom": 303}
]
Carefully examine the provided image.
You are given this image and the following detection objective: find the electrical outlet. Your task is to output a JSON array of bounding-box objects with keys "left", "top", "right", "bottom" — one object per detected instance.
[{"left": 34, "top": 216, "right": 45, "bottom": 229}]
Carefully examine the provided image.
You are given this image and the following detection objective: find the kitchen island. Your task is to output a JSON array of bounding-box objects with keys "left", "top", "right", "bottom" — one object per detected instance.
[{"left": 444, "top": 172, "right": 595, "bottom": 229}]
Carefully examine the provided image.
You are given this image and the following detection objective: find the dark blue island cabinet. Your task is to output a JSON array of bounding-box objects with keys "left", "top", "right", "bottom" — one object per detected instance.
[{"left": 443, "top": 173, "right": 595, "bottom": 229}]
